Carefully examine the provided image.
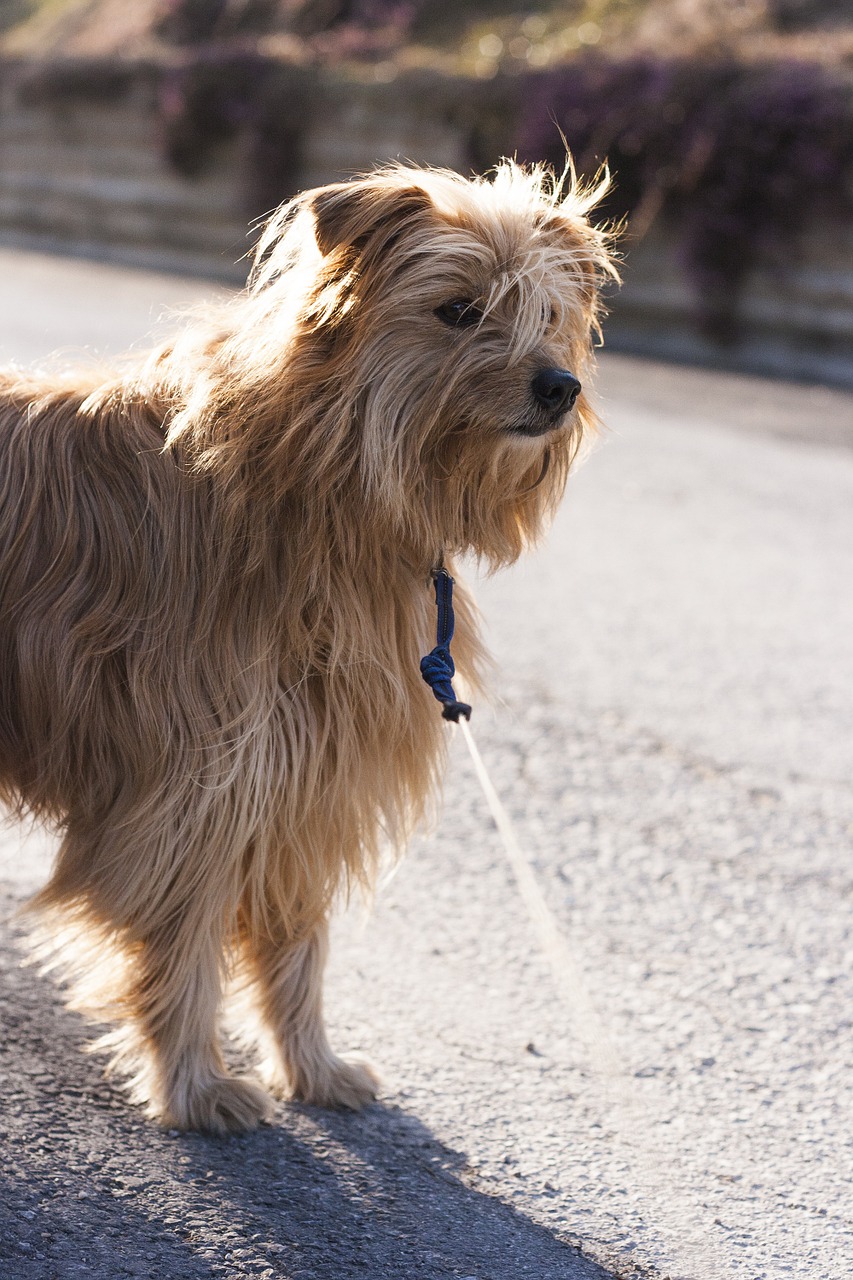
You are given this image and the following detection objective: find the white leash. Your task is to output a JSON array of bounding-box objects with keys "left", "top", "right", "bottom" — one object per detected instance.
[
  {"left": 459, "top": 718, "right": 621, "bottom": 1076},
  {"left": 458, "top": 717, "right": 725, "bottom": 1280}
]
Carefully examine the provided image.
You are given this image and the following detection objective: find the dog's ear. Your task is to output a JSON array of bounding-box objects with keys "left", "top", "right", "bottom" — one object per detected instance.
[
  {"left": 310, "top": 180, "right": 433, "bottom": 258},
  {"left": 538, "top": 209, "right": 600, "bottom": 257}
]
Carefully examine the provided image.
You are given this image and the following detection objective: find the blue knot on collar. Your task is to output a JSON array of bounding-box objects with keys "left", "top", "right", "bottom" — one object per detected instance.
[{"left": 420, "top": 567, "right": 472, "bottom": 723}]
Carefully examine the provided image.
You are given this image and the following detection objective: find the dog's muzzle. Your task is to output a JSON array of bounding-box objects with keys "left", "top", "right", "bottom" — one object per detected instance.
[{"left": 513, "top": 367, "right": 582, "bottom": 438}]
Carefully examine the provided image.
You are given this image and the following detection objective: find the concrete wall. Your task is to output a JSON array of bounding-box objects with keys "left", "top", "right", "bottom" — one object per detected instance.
[
  {"left": 1, "top": 62, "right": 851, "bottom": 386},
  {"left": 0, "top": 66, "right": 469, "bottom": 281},
  {"left": 0, "top": 72, "right": 248, "bottom": 278},
  {"left": 607, "top": 221, "right": 853, "bottom": 387}
]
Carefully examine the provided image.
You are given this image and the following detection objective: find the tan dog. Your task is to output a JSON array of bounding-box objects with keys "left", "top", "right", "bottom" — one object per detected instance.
[{"left": 0, "top": 162, "right": 614, "bottom": 1132}]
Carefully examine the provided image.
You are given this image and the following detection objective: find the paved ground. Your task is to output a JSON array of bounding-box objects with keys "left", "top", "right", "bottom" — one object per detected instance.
[{"left": 1, "top": 246, "right": 852, "bottom": 1280}]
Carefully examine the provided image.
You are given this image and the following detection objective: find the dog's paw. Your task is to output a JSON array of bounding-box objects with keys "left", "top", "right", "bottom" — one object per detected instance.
[
  {"left": 161, "top": 1074, "right": 273, "bottom": 1135},
  {"left": 296, "top": 1054, "right": 380, "bottom": 1110},
  {"left": 268, "top": 1052, "right": 379, "bottom": 1110}
]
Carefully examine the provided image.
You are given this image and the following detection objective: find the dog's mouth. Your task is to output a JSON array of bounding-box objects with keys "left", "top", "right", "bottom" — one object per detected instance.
[{"left": 508, "top": 414, "right": 571, "bottom": 439}]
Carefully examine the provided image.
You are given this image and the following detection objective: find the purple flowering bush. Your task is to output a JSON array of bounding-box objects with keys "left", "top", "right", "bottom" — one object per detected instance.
[
  {"left": 517, "top": 53, "right": 853, "bottom": 333},
  {"left": 158, "top": 49, "right": 309, "bottom": 213}
]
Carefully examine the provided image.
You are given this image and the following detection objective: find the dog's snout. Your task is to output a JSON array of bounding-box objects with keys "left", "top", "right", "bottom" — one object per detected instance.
[{"left": 530, "top": 368, "right": 582, "bottom": 416}]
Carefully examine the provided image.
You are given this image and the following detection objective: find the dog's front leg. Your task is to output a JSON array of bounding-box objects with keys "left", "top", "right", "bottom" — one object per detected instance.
[
  {"left": 247, "top": 916, "right": 378, "bottom": 1109},
  {"left": 130, "top": 914, "right": 272, "bottom": 1134}
]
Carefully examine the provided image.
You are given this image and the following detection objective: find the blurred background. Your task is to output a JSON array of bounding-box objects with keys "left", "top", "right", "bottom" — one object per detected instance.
[{"left": 0, "top": 0, "right": 852, "bottom": 382}]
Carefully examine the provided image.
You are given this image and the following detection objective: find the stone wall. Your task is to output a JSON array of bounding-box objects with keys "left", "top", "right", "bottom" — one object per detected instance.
[{"left": 1, "top": 61, "right": 851, "bottom": 386}]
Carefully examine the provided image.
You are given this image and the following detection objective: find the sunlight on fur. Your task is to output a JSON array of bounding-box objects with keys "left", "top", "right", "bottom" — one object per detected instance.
[{"left": 0, "top": 160, "right": 616, "bottom": 1133}]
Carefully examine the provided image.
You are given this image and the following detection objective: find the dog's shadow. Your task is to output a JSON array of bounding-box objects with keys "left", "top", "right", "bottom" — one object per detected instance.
[{"left": 1, "top": 901, "right": 610, "bottom": 1280}]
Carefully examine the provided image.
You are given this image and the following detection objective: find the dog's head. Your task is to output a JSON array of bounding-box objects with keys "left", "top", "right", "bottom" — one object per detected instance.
[{"left": 248, "top": 162, "right": 617, "bottom": 568}]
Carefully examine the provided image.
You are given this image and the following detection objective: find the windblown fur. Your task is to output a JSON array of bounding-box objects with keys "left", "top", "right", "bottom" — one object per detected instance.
[{"left": 0, "top": 161, "right": 615, "bottom": 1132}]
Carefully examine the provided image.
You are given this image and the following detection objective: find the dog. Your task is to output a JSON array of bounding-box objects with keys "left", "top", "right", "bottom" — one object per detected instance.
[{"left": 0, "top": 161, "right": 615, "bottom": 1132}]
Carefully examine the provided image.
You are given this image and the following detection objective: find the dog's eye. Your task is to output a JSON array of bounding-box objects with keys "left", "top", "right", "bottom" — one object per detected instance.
[{"left": 434, "top": 300, "right": 483, "bottom": 328}]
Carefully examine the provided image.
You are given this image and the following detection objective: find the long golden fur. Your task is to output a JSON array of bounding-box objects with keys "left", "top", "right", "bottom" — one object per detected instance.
[{"left": 0, "top": 161, "right": 615, "bottom": 1132}]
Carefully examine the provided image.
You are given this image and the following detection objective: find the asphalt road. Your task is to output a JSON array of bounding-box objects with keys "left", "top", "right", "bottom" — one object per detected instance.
[{"left": 1, "top": 246, "right": 852, "bottom": 1280}]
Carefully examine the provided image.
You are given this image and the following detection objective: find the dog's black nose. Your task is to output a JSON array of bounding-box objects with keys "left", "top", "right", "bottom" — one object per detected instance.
[{"left": 530, "top": 368, "right": 582, "bottom": 416}]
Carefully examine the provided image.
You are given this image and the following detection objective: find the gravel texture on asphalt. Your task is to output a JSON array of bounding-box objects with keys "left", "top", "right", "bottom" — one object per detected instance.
[
  {"left": 0, "top": 842, "right": 612, "bottom": 1280},
  {"left": 1, "top": 248, "right": 852, "bottom": 1280}
]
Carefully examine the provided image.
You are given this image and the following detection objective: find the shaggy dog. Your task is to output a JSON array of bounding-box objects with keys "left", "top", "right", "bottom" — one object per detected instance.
[{"left": 0, "top": 161, "right": 614, "bottom": 1132}]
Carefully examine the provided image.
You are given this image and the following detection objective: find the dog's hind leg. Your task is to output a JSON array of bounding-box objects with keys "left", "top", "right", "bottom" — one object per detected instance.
[{"left": 247, "top": 917, "right": 378, "bottom": 1110}]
